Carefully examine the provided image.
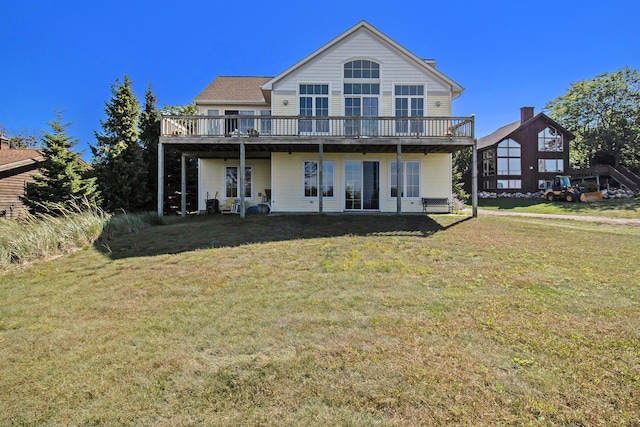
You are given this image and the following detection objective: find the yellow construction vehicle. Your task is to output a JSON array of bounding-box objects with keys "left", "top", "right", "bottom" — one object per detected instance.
[{"left": 544, "top": 175, "right": 603, "bottom": 202}]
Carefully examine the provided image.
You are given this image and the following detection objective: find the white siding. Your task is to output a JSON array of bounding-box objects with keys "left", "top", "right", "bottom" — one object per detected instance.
[
  {"left": 271, "top": 153, "right": 343, "bottom": 213},
  {"left": 197, "top": 104, "right": 270, "bottom": 115},
  {"left": 270, "top": 152, "right": 451, "bottom": 213},
  {"left": 199, "top": 158, "right": 271, "bottom": 211},
  {"left": 271, "top": 92, "right": 296, "bottom": 116},
  {"left": 271, "top": 29, "right": 451, "bottom": 114}
]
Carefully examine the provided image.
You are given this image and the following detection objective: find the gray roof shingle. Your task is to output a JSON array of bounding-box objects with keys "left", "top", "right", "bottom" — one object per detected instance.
[{"left": 194, "top": 76, "right": 272, "bottom": 103}]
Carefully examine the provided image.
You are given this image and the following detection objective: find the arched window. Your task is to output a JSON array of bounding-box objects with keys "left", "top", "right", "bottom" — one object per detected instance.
[
  {"left": 538, "top": 127, "right": 563, "bottom": 151},
  {"left": 497, "top": 139, "right": 521, "bottom": 175},
  {"left": 343, "top": 60, "right": 381, "bottom": 136},
  {"left": 344, "top": 60, "right": 380, "bottom": 79}
]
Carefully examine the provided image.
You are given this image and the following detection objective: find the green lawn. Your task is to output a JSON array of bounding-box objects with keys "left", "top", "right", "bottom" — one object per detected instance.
[
  {"left": 478, "top": 197, "right": 640, "bottom": 218},
  {"left": 1, "top": 214, "right": 639, "bottom": 426}
]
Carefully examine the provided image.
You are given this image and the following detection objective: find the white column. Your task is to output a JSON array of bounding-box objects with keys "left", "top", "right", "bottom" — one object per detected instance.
[
  {"left": 318, "top": 143, "right": 323, "bottom": 214},
  {"left": 472, "top": 140, "right": 478, "bottom": 218},
  {"left": 240, "top": 142, "right": 245, "bottom": 218},
  {"left": 157, "top": 142, "right": 164, "bottom": 216},
  {"left": 396, "top": 143, "right": 402, "bottom": 215},
  {"left": 181, "top": 153, "right": 186, "bottom": 217}
]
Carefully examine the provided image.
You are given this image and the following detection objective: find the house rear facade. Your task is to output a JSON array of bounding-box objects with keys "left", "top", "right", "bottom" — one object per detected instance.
[
  {"left": 476, "top": 107, "right": 574, "bottom": 193},
  {"left": 159, "top": 21, "right": 477, "bottom": 216}
]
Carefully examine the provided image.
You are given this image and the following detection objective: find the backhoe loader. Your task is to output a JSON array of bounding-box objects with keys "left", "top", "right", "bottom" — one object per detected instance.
[{"left": 543, "top": 175, "right": 603, "bottom": 202}]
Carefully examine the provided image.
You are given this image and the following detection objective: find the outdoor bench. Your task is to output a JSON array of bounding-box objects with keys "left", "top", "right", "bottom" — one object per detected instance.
[{"left": 421, "top": 197, "right": 451, "bottom": 213}]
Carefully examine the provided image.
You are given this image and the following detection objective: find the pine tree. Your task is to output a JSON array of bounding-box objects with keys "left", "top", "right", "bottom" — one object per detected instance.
[
  {"left": 140, "top": 84, "right": 161, "bottom": 211},
  {"left": 21, "top": 112, "right": 99, "bottom": 215},
  {"left": 452, "top": 147, "right": 470, "bottom": 202},
  {"left": 92, "top": 74, "right": 148, "bottom": 212}
]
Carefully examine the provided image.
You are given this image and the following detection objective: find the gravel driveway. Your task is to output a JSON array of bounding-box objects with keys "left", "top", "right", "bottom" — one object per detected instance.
[{"left": 470, "top": 209, "right": 640, "bottom": 227}]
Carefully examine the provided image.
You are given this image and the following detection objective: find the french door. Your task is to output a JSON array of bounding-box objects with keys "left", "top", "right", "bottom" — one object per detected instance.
[
  {"left": 344, "top": 161, "right": 380, "bottom": 211},
  {"left": 345, "top": 97, "right": 379, "bottom": 136}
]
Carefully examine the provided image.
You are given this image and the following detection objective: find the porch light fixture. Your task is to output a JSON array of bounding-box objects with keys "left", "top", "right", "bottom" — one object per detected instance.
[
  {"left": 283, "top": 99, "right": 289, "bottom": 105},
  {"left": 435, "top": 101, "right": 441, "bottom": 107}
]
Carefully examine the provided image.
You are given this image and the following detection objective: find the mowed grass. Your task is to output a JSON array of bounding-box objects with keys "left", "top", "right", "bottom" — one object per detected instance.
[
  {"left": 478, "top": 197, "right": 640, "bottom": 218},
  {"left": 1, "top": 214, "right": 639, "bottom": 426}
]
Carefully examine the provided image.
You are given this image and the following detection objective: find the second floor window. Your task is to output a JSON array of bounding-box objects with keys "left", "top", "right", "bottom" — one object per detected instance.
[
  {"left": 482, "top": 149, "right": 496, "bottom": 176},
  {"left": 395, "top": 85, "right": 425, "bottom": 134},
  {"left": 260, "top": 110, "right": 271, "bottom": 135},
  {"left": 300, "top": 84, "right": 329, "bottom": 133},
  {"left": 538, "top": 127, "right": 563, "bottom": 151},
  {"left": 239, "top": 111, "right": 254, "bottom": 134},
  {"left": 497, "top": 138, "right": 521, "bottom": 175}
]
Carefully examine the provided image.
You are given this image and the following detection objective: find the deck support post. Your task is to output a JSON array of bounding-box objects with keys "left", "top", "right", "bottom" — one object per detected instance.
[
  {"left": 472, "top": 139, "right": 478, "bottom": 218},
  {"left": 157, "top": 142, "right": 164, "bottom": 216},
  {"left": 318, "top": 143, "right": 323, "bottom": 214},
  {"left": 240, "top": 141, "right": 246, "bottom": 218},
  {"left": 181, "top": 153, "right": 187, "bottom": 217},
  {"left": 396, "top": 143, "right": 402, "bottom": 215}
]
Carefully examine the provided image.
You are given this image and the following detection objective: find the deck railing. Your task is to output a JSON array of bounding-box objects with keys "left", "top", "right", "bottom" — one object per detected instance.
[{"left": 161, "top": 115, "right": 474, "bottom": 139}]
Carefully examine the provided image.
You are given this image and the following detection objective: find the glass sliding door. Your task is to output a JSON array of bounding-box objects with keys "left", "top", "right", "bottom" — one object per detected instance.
[
  {"left": 362, "top": 161, "right": 380, "bottom": 209},
  {"left": 344, "top": 161, "right": 379, "bottom": 211},
  {"left": 345, "top": 161, "right": 362, "bottom": 210}
]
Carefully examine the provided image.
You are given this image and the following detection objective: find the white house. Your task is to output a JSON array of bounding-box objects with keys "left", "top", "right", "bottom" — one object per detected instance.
[{"left": 159, "top": 21, "right": 477, "bottom": 216}]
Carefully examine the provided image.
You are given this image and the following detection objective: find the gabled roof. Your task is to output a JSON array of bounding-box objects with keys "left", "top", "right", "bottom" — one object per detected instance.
[
  {"left": 0, "top": 149, "right": 44, "bottom": 173},
  {"left": 261, "top": 21, "right": 463, "bottom": 97},
  {"left": 194, "top": 76, "right": 272, "bottom": 104},
  {"left": 477, "top": 121, "right": 520, "bottom": 150},
  {"left": 477, "top": 112, "right": 575, "bottom": 150}
]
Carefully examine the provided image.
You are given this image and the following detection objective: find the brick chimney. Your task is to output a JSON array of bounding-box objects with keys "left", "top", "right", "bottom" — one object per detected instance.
[
  {"left": 520, "top": 106, "right": 534, "bottom": 124},
  {"left": 0, "top": 136, "right": 9, "bottom": 150}
]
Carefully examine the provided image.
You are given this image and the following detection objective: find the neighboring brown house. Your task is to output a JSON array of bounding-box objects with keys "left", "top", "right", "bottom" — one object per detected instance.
[
  {"left": 476, "top": 107, "right": 574, "bottom": 193},
  {"left": 0, "top": 137, "right": 44, "bottom": 218}
]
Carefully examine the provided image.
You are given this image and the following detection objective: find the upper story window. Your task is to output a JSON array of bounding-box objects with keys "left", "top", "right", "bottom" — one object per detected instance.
[
  {"left": 344, "top": 60, "right": 380, "bottom": 79},
  {"left": 482, "top": 149, "right": 496, "bottom": 177},
  {"left": 497, "top": 138, "right": 521, "bottom": 175},
  {"left": 538, "top": 126, "right": 563, "bottom": 151},
  {"left": 299, "top": 84, "right": 329, "bottom": 133},
  {"left": 394, "top": 85, "right": 425, "bottom": 134}
]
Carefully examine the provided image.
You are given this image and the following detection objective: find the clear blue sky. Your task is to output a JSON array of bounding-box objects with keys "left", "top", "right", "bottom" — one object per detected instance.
[{"left": 2, "top": 0, "right": 638, "bottom": 160}]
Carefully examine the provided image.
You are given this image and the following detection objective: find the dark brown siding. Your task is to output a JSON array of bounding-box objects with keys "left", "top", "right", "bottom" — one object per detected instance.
[
  {"left": 0, "top": 168, "right": 38, "bottom": 218},
  {"left": 477, "top": 115, "right": 571, "bottom": 193}
]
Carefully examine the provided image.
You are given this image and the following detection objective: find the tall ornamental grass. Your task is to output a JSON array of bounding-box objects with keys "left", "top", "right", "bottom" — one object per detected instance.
[{"left": 0, "top": 205, "right": 164, "bottom": 269}]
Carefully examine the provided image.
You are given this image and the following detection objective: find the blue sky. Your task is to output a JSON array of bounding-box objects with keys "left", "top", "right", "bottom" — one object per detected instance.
[{"left": 1, "top": 0, "right": 638, "bottom": 160}]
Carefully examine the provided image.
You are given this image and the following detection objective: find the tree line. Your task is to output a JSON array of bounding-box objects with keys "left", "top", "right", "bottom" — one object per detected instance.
[{"left": 7, "top": 74, "right": 197, "bottom": 215}]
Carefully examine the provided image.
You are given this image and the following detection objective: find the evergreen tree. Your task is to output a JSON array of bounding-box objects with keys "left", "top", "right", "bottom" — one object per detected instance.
[
  {"left": 92, "top": 74, "right": 148, "bottom": 211},
  {"left": 21, "top": 112, "right": 99, "bottom": 215},
  {"left": 452, "top": 147, "right": 471, "bottom": 201},
  {"left": 140, "top": 84, "right": 161, "bottom": 211}
]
